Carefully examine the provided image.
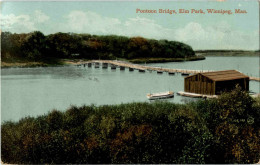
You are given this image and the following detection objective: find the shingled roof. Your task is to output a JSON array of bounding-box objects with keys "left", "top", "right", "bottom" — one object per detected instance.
[{"left": 200, "top": 70, "right": 249, "bottom": 81}]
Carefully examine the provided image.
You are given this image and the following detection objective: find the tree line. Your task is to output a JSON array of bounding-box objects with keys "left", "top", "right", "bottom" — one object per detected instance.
[
  {"left": 1, "top": 87, "right": 259, "bottom": 164},
  {"left": 1, "top": 31, "right": 195, "bottom": 61}
]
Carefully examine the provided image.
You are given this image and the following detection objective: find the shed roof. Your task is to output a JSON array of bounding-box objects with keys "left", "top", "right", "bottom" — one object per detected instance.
[{"left": 187, "top": 70, "right": 249, "bottom": 81}]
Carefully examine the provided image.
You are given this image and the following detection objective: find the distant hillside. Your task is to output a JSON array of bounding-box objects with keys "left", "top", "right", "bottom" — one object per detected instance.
[{"left": 1, "top": 31, "right": 195, "bottom": 62}]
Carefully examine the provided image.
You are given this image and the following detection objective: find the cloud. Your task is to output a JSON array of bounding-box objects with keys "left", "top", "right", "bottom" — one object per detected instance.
[
  {"left": 64, "top": 11, "right": 258, "bottom": 50},
  {"left": 174, "top": 21, "right": 258, "bottom": 50},
  {"left": 33, "top": 10, "right": 50, "bottom": 23},
  {"left": 65, "top": 11, "right": 176, "bottom": 41},
  {"left": 175, "top": 22, "right": 207, "bottom": 41},
  {"left": 1, "top": 10, "right": 49, "bottom": 33},
  {"left": 121, "top": 17, "right": 175, "bottom": 40},
  {"left": 1, "top": 10, "right": 258, "bottom": 50},
  {"left": 0, "top": 13, "right": 35, "bottom": 32},
  {"left": 66, "top": 11, "right": 121, "bottom": 34}
]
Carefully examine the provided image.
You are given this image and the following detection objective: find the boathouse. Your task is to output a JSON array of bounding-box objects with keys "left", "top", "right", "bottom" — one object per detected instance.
[{"left": 184, "top": 70, "right": 249, "bottom": 95}]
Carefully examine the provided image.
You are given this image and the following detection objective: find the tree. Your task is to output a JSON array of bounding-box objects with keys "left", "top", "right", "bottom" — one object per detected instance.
[
  {"left": 214, "top": 86, "right": 259, "bottom": 163},
  {"left": 127, "top": 37, "right": 149, "bottom": 59},
  {"left": 2, "top": 31, "right": 196, "bottom": 61},
  {"left": 45, "top": 32, "right": 81, "bottom": 59},
  {"left": 21, "top": 31, "right": 46, "bottom": 60},
  {"left": 1, "top": 32, "right": 28, "bottom": 60}
]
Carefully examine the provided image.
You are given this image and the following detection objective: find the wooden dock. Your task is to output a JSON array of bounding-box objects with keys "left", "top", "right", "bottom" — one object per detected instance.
[
  {"left": 249, "top": 77, "right": 260, "bottom": 82},
  {"left": 81, "top": 60, "right": 260, "bottom": 82},
  {"left": 177, "top": 91, "right": 218, "bottom": 99},
  {"left": 87, "top": 60, "right": 213, "bottom": 74}
]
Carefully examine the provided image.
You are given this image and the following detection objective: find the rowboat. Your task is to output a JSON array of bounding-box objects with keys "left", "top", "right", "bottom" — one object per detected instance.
[{"left": 147, "top": 91, "right": 174, "bottom": 100}]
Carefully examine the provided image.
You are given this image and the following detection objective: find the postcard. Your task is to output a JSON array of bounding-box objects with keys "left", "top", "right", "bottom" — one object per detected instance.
[{"left": 1, "top": 0, "right": 259, "bottom": 164}]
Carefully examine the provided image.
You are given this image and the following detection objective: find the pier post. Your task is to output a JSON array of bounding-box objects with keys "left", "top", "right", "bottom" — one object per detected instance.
[
  {"left": 120, "top": 66, "right": 125, "bottom": 70},
  {"left": 111, "top": 65, "right": 117, "bottom": 70}
]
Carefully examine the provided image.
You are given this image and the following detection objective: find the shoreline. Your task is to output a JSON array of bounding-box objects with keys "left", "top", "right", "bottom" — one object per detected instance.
[
  {"left": 128, "top": 55, "right": 205, "bottom": 63},
  {"left": 1, "top": 61, "right": 50, "bottom": 68},
  {"left": 195, "top": 51, "right": 259, "bottom": 56},
  {"left": 1, "top": 56, "right": 205, "bottom": 68}
]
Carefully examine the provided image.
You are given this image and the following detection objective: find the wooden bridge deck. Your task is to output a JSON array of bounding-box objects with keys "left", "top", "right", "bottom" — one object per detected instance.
[
  {"left": 82, "top": 60, "right": 260, "bottom": 82},
  {"left": 250, "top": 77, "right": 260, "bottom": 82}
]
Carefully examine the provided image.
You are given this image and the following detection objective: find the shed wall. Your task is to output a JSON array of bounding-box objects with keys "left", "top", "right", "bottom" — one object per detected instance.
[
  {"left": 215, "top": 78, "right": 249, "bottom": 95},
  {"left": 184, "top": 74, "right": 214, "bottom": 95},
  {"left": 185, "top": 74, "right": 249, "bottom": 95}
]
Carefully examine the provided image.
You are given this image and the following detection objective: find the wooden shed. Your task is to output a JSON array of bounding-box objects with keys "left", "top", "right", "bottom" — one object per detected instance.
[{"left": 184, "top": 70, "right": 249, "bottom": 95}]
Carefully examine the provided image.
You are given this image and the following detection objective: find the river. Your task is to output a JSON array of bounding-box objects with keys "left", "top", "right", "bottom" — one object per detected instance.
[{"left": 1, "top": 56, "right": 259, "bottom": 122}]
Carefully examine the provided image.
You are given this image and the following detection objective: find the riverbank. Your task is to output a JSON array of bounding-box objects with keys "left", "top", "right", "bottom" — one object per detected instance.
[
  {"left": 1, "top": 61, "right": 50, "bottom": 68},
  {"left": 1, "top": 56, "right": 205, "bottom": 68},
  {"left": 195, "top": 50, "right": 259, "bottom": 56},
  {"left": 128, "top": 55, "right": 205, "bottom": 63},
  {"left": 1, "top": 58, "right": 65, "bottom": 68}
]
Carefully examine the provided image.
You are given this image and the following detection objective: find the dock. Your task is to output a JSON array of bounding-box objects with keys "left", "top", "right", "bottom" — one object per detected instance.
[
  {"left": 251, "top": 93, "right": 260, "bottom": 98},
  {"left": 86, "top": 60, "right": 213, "bottom": 74},
  {"left": 249, "top": 77, "right": 260, "bottom": 82},
  {"left": 177, "top": 91, "right": 218, "bottom": 99},
  {"left": 81, "top": 60, "right": 260, "bottom": 82}
]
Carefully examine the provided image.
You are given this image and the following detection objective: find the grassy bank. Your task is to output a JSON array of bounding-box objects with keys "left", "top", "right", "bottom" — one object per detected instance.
[
  {"left": 1, "top": 55, "right": 205, "bottom": 68},
  {"left": 1, "top": 87, "right": 259, "bottom": 164},
  {"left": 128, "top": 55, "right": 205, "bottom": 63},
  {"left": 1, "top": 57, "right": 65, "bottom": 68},
  {"left": 1, "top": 61, "right": 50, "bottom": 68},
  {"left": 195, "top": 50, "right": 259, "bottom": 56}
]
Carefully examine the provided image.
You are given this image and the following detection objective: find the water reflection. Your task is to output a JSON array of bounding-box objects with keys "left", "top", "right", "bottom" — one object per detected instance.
[{"left": 1, "top": 56, "right": 259, "bottom": 122}]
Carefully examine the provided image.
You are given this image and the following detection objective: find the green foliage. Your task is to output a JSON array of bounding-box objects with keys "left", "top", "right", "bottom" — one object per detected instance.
[
  {"left": 191, "top": 86, "right": 260, "bottom": 163},
  {"left": 21, "top": 31, "right": 46, "bottom": 60},
  {"left": 1, "top": 32, "right": 27, "bottom": 61},
  {"left": 2, "top": 88, "right": 259, "bottom": 164},
  {"left": 45, "top": 32, "right": 82, "bottom": 59},
  {"left": 1, "top": 31, "right": 195, "bottom": 62}
]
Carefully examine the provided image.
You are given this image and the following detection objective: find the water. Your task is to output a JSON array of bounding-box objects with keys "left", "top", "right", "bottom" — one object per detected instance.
[
  {"left": 1, "top": 56, "right": 259, "bottom": 122},
  {"left": 147, "top": 56, "right": 259, "bottom": 78}
]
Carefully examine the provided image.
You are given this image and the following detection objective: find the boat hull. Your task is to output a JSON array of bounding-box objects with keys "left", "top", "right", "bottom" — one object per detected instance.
[
  {"left": 147, "top": 94, "right": 174, "bottom": 100},
  {"left": 177, "top": 91, "right": 218, "bottom": 98},
  {"left": 147, "top": 91, "right": 174, "bottom": 100}
]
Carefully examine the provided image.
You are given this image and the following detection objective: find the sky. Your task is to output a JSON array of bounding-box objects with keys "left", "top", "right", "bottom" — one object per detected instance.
[{"left": 0, "top": 0, "right": 259, "bottom": 50}]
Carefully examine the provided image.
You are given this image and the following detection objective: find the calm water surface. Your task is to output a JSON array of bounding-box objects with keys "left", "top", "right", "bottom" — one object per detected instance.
[{"left": 1, "top": 56, "right": 259, "bottom": 122}]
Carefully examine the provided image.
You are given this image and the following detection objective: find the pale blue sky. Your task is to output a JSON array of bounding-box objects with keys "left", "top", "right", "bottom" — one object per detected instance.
[{"left": 1, "top": 1, "right": 259, "bottom": 50}]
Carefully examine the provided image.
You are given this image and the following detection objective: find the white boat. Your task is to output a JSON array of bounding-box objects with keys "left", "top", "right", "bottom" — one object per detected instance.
[{"left": 147, "top": 91, "right": 174, "bottom": 100}]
